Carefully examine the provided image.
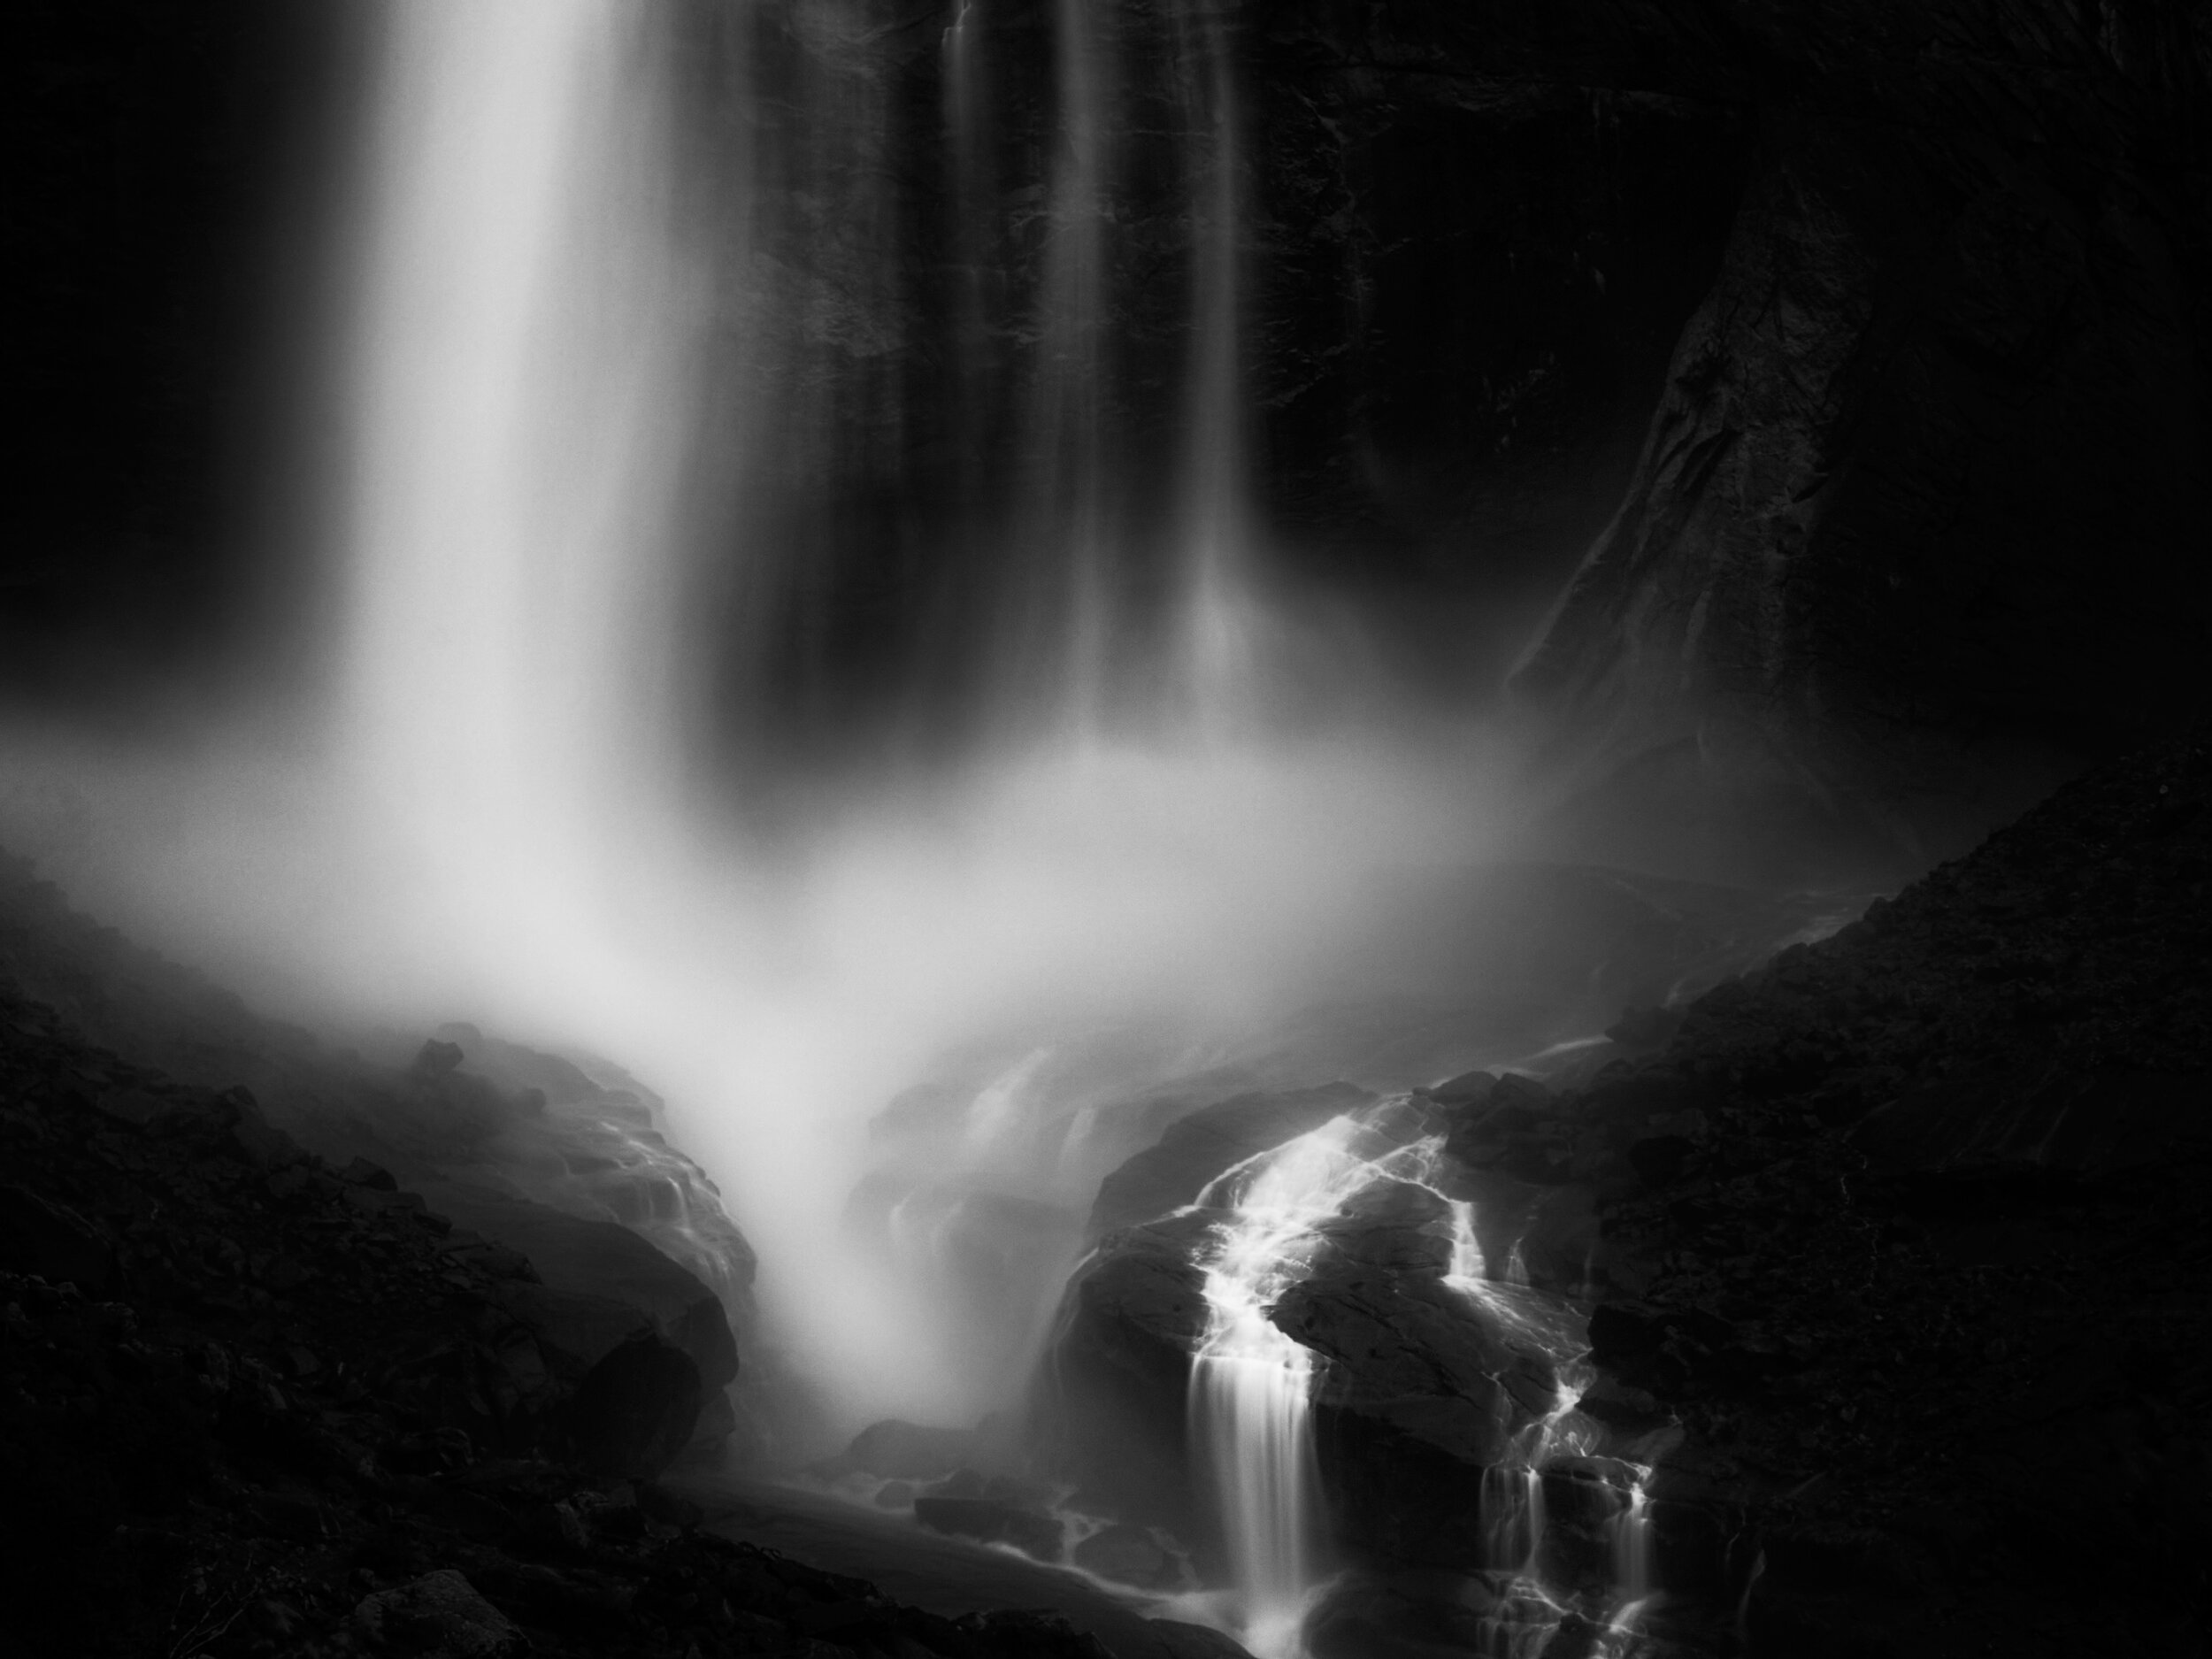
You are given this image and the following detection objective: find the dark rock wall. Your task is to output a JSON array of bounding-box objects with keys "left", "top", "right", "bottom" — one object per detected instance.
[
  {"left": 1499, "top": 1, "right": 2212, "bottom": 866},
  {"left": 1520, "top": 739, "right": 2212, "bottom": 1655}
]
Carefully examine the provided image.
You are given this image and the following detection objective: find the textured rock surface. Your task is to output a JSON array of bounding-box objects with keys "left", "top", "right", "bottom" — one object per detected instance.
[
  {"left": 1036, "top": 1211, "right": 1215, "bottom": 1538},
  {"left": 0, "top": 847, "right": 760, "bottom": 1463},
  {"left": 1494, "top": 2, "right": 2212, "bottom": 869},
  {"left": 1528, "top": 741, "right": 2212, "bottom": 1655}
]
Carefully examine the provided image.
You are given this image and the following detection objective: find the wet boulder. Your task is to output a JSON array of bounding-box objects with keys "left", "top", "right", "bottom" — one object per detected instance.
[
  {"left": 1035, "top": 1210, "right": 1215, "bottom": 1534},
  {"left": 1276, "top": 1261, "right": 1557, "bottom": 1571},
  {"left": 1310, "top": 1179, "right": 1460, "bottom": 1273},
  {"left": 1086, "top": 1083, "right": 1370, "bottom": 1238}
]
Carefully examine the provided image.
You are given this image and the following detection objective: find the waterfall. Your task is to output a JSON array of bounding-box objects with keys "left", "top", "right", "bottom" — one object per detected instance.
[
  {"left": 1188, "top": 1124, "right": 1365, "bottom": 1658},
  {"left": 1164, "top": 0, "right": 1259, "bottom": 733},
  {"left": 340, "top": 0, "right": 690, "bottom": 909},
  {"left": 1458, "top": 1285, "right": 1656, "bottom": 1658},
  {"left": 283, "top": 0, "right": 1480, "bottom": 1440},
  {"left": 1187, "top": 1103, "right": 1658, "bottom": 1659}
]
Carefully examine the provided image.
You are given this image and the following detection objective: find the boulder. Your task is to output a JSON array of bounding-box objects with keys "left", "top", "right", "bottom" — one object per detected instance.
[
  {"left": 421, "top": 1184, "right": 735, "bottom": 1390},
  {"left": 1086, "top": 1084, "right": 1370, "bottom": 1238},
  {"left": 419, "top": 1183, "right": 737, "bottom": 1475},
  {"left": 1072, "top": 1522, "right": 1185, "bottom": 1590},
  {"left": 1035, "top": 1211, "right": 1215, "bottom": 1534},
  {"left": 1278, "top": 1260, "right": 1560, "bottom": 1571},
  {"left": 353, "top": 1570, "right": 522, "bottom": 1657},
  {"left": 568, "top": 1333, "right": 704, "bottom": 1478},
  {"left": 840, "top": 1418, "right": 984, "bottom": 1481}
]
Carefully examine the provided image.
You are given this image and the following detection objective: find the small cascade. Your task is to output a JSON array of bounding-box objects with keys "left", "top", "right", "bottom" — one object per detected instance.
[
  {"left": 1185, "top": 1101, "right": 1659, "bottom": 1659},
  {"left": 1187, "top": 1122, "right": 1370, "bottom": 1657},
  {"left": 1456, "top": 1279, "right": 1656, "bottom": 1657}
]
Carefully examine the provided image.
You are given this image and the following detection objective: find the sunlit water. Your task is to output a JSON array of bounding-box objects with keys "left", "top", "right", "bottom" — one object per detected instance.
[{"left": 1185, "top": 1102, "right": 1655, "bottom": 1657}]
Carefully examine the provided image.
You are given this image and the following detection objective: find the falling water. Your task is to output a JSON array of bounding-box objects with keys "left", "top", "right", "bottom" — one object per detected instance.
[
  {"left": 337, "top": 0, "right": 699, "bottom": 964},
  {"left": 1187, "top": 1102, "right": 1657, "bottom": 1658},
  {"left": 1187, "top": 1123, "right": 1367, "bottom": 1658},
  {"left": 1164, "top": 0, "right": 1260, "bottom": 730}
]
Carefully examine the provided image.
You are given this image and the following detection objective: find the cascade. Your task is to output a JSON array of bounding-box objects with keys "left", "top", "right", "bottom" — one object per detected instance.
[{"left": 1187, "top": 1102, "right": 1657, "bottom": 1658}]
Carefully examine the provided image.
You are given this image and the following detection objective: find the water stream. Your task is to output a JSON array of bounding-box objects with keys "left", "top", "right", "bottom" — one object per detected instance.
[{"left": 1187, "top": 1102, "right": 1656, "bottom": 1658}]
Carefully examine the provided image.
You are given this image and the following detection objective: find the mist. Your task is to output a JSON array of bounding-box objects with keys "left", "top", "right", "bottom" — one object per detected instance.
[{"left": 0, "top": 0, "right": 1535, "bottom": 1444}]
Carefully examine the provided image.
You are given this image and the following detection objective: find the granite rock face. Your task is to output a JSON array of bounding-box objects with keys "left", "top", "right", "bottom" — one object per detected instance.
[
  {"left": 1525, "top": 741, "right": 2212, "bottom": 1655},
  {"left": 1486, "top": 1, "right": 2212, "bottom": 870}
]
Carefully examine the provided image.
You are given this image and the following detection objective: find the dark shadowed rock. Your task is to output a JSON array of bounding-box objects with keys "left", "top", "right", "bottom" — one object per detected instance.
[
  {"left": 1426, "top": 1070, "right": 1498, "bottom": 1107},
  {"left": 570, "top": 1333, "right": 703, "bottom": 1479},
  {"left": 354, "top": 1569, "right": 522, "bottom": 1656},
  {"left": 417, "top": 1182, "right": 736, "bottom": 1472},
  {"left": 411, "top": 1038, "right": 467, "bottom": 1079},
  {"left": 1036, "top": 1211, "right": 1214, "bottom": 1535},
  {"left": 1072, "top": 1523, "right": 1184, "bottom": 1590},
  {"left": 841, "top": 1418, "right": 985, "bottom": 1480},
  {"left": 1147, "top": 1617, "right": 1256, "bottom": 1658},
  {"left": 0, "top": 1184, "right": 116, "bottom": 1297},
  {"left": 421, "top": 1183, "right": 736, "bottom": 1393}
]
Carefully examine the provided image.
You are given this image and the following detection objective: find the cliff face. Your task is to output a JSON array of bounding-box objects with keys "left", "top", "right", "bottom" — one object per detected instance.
[{"left": 1460, "top": 0, "right": 2212, "bottom": 864}]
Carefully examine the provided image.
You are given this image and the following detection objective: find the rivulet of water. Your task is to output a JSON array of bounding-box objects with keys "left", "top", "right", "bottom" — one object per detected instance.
[{"left": 1185, "top": 1102, "right": 1657, "bottom": 1657}]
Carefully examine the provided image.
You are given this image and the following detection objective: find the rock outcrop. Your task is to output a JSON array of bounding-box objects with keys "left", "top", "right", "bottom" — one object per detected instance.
[{"left": 1482, "top": 3, "right": 2212, "bottom": 869}]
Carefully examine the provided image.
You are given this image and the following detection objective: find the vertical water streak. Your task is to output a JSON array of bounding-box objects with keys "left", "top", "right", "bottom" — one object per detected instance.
[
  {"left": 1188, "top": 1118, "right": 1379, "bottom": 1658},
  {"left": 1017, "top": 0, "right": 1117, "bottom": 727},
  {"left": 1193, "top": 1297, "right": 1318, "bottom": 1659},
  {"left": 1613, "top": 1485, "right": 1654, "bottom": 1616},
  {"left": 940, "top": 0, "right": 992, "bottom": 513},
  {"left": 339, "top": 0, "right": 695, "bottom": 985},
  {"left": 1165, "top": 0, "right": 1256, "bottom": 733}
]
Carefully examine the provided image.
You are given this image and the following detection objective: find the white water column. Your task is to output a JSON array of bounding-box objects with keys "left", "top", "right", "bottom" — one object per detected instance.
[{"left": 337, "top": 0, "right": 700, "bottom": 987}]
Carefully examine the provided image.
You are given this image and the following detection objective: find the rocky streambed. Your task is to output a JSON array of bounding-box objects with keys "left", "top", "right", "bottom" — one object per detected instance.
[{"left": 1000, "top": 741, "right": 2212, "bottom": 1657}]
